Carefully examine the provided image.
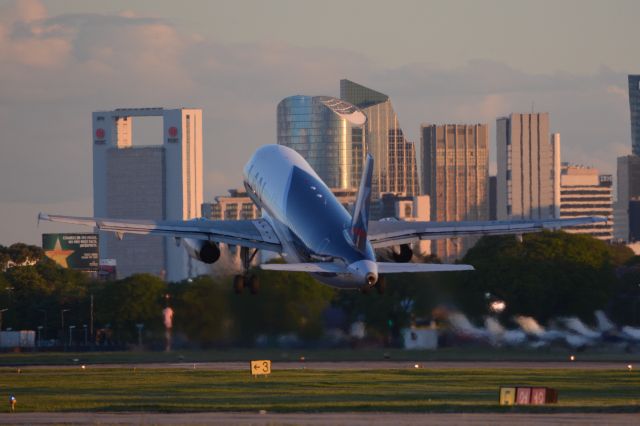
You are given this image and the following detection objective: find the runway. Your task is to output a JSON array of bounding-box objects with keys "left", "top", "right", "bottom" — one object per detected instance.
[
  {"left": 0, "top": 412, "right": 638, "bottom": 425},
  {"left": 9, "top": 360, "right": 635, "bottom": 370}
]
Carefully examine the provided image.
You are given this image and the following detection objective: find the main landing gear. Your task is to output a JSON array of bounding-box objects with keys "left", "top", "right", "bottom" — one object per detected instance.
[{"left": 233, "top": 247, "right": 260, "bottom": 295}]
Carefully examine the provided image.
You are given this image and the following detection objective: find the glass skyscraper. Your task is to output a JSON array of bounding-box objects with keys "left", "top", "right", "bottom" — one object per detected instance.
[
  {"left": 629, "top": 75, "right": 640, "bottom": 155},
  {"left": 340, "top": 79, "right": 419, "bottom": 198},
  {"left": 277, "top": 96, "right": 366, "bottom": 190}
]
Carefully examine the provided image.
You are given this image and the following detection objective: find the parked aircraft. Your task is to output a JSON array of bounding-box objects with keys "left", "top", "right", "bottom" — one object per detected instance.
[{"left": 39, "top": 144, "right": 605, "bottom": 294}]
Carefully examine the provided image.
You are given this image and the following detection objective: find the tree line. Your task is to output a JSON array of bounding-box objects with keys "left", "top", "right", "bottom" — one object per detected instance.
[{"left": 1, "top": 231, "right": 640, "bottom": 348}]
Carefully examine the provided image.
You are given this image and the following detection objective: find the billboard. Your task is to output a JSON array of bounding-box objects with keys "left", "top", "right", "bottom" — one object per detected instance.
[{"left": 42, "top": 233, "right": 99, "bottom": 271}]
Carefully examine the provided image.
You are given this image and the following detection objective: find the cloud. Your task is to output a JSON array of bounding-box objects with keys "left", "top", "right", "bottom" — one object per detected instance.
[{"left": 0, "top": 0, "right": 632, "bottom": 244}]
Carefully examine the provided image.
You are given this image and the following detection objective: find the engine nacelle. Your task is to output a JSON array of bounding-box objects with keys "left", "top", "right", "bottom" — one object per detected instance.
[
  {"left": 376, "top": 244, "right": 413, "bottom": 263},
  {"left": 182, "top": 238, "right": 221, "bottom": 264}
]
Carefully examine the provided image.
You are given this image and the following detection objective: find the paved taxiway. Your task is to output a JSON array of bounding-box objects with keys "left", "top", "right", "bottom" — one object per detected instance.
[{"left": 0, "top": 412, "right": 638, "bottom": 425}]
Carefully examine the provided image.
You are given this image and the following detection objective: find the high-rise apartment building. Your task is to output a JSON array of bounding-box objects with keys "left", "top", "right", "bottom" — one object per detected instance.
[
  {"left": 93, "top": 107, "right": 203, "bottom": 281},
  {"left": 560, "top": 165, "right": 613, "bottom": 241},
  {"left": 277, "top": 96, "right": 366, "bottom": 190},
  {"left": 340, "top": 79, "right": 419, "bottom": 198},
  {"left": 421, "top": 124, "right": 489, "bottom": 260},
  {"left": 628, "top": 75, "right": 640, "bottom": 155},
  {"left": 496, "top": 114, "right": 560, "bottom": 220}
]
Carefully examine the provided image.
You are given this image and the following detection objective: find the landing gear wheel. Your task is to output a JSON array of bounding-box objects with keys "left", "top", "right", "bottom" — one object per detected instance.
[
  {"left": 376, "top": 275, "right": 386, "bottom": 295},
  {"left": 248, "top": 274, "right": 260, "bottom": 295},
  {"left": 233, "top": 275, "right": 245, "bottom": 294},
  {"left": 360, "top": 286, "right": 370, "bottom": 295}
]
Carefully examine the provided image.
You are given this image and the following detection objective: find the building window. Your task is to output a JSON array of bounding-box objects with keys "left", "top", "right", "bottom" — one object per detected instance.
[{"left": 506, "top": 170, "right": 511, "bottom": 180}]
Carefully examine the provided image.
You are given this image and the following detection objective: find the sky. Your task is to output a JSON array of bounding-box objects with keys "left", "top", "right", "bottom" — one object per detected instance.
[{"left": 1, "top": 0, "right": 639, "bottom": 245}]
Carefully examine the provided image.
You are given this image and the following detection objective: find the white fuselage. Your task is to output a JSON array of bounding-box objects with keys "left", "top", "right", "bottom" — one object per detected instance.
[{"left": 242, "top": 145, "right": 377, "bottom": 289}]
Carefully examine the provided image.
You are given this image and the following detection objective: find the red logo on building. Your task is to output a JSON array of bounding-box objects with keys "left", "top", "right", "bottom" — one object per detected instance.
[
  {"left": 95, "top": 128, "right": 105, "bottom": 139},
  {"left": 168, "top": 127, "right": 178, "bottom": 138}
]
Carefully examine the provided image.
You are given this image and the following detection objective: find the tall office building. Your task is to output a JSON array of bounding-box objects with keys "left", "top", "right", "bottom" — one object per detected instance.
[
  {"left": 614, "top": 155, "right": 640, "bottom": 241},
  {"left": 629, "top": 75, "right": 640, "bottom": 155},
  {"left": 340, "top": 79, "right": 419, "bottom": 198},
  {"left": 496, "top": 114, "right": 560, "bottom": 220},
  {"left": 277, "top": 96, "right": 366, "bottom": 190},
  {"left": 560, "top": 165, "right": 613, "bottom": 241},
  {"left": 93, "top": 107, "right": 203, "bottom": 281},
  {"left": 421, "top": 124, "right": 489, "bottom": 260}
]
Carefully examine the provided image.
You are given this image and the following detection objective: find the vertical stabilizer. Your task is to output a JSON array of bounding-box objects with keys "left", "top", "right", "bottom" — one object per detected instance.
[{"left": 351, "top": 154, "right": 373, "bottom": 251}]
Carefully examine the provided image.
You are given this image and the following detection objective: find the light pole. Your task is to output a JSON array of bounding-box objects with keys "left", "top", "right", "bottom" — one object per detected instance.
[
  {"left": 0, "top": 308, "right": 7, "bottom": 331},
  {"left": 60, "top": 309, "right": 70, "bottom": 346},
  {"left": 83, "top": 324, "right": 87, "bottom": 346},
  {"left": 0, "top": 308, "right": 7, "bottom": 348},
  {"left": 37, "top": 325, "right": 43, "bottom": 348},
  {"left": 68, "top": 325, "right": 76, "bottom": 347},
  {"left": 136, "top": 323, "right": 144, "bottom": 348},
  {"left": 38, "top": 309, "right": 47, "bottom": 340}
]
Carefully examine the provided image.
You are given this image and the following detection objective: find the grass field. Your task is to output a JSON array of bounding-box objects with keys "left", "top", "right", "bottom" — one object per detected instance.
[
  {"left": 0, "top": 367, "right": 638, "bottom": 413},
  {"left": 1, "top": 346, "right": 640, "bottom": 366}
]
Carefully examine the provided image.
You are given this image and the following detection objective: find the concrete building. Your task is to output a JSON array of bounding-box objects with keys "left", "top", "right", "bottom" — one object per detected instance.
[
  {"left": 629, "top": 75, "right": 640, "bottom": 155},
  {"left": 496, "top": 114, "right": 560, "bottom": 221},
  {"left": 277, "top": 95, "right": 366, "bottom": 191},
  {"left": 614, "top": 155, "right": 640, "bottom": 241},
  {"left": 420, "top": 124, "right": 489, "bottom": 260},
  {"left": 340, "top": 79, "right": 419, "bottom": 198},
  {"left": 201, "top": 189, "right": 260, "bottom": 220},
  {"left": 559, "top": 165, "right": 613, "bottom": 241},
  {"left": 489, "top": 176, "right": 497, "bottom": 220},
  {"left": 93, "top": 107, "right": 203, "bottom": 281},
  {"left": 395, "top": 194, "right": 431, "bottom": 256}
]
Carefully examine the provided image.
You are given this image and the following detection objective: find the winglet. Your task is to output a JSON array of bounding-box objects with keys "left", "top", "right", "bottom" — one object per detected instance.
[
  {"left": 37, "top": 212, "right": 48, "bottom": 227},
  {"left": 350, "top": 154, "right": 373, "bottom": 252}
]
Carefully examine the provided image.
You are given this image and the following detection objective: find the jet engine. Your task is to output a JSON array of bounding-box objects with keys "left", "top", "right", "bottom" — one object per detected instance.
[
  {"left": 182, "top": 238, "right": 221, "bottom": 264},
  {"left": 376, "top": 244, "right": 413, "bottom": 263}
]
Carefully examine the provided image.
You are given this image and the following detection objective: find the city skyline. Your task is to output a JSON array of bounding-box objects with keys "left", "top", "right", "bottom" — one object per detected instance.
[{"left": 1, "top": 0, "right": 638, "bottom": 245}]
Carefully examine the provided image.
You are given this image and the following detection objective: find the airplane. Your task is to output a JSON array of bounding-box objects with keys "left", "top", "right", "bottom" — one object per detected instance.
[{"left": 39, "top": 144, "right": 606, "bottom": 295}]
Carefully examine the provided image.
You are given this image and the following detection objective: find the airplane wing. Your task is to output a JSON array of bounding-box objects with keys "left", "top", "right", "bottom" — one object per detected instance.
[
  {"left": 367, "top": 216, "right": 607, "bottom": 248},
  {"left": 38, "top": 213, "right": 282, "bottom": 252},
  {"left": 261, "top": 262, "right": 473, "bottom": 273}
]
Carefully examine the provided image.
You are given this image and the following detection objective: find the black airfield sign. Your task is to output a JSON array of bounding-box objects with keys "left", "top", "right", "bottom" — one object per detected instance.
[{"left": 42, "top": 233, "right": 99, "bottom": 271}]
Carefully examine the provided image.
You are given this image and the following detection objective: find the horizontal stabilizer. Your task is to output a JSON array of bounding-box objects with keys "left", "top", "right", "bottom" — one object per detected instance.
[
  {"left": 376, "top": 262, "right": 474, "bottom": 273},
  {"left": 260, "top": 262, "right": 474, "bottom": 273},
  {"left": 260, "top": 262, "right": 346, "bottom": 273}
]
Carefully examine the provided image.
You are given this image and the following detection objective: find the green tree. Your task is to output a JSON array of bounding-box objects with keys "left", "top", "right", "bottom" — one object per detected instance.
[
  {"left": 229, "top": 269, "right": 335, "bottom": 343},
  {"left": 460, "top": 231, "right": 616, "bottom": 323},
  {"left": 173, "top": 276, "right": 233, "bottom": 347},
  {"left": 95, "top": 274, "right": 167, "bottom": 344}
]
